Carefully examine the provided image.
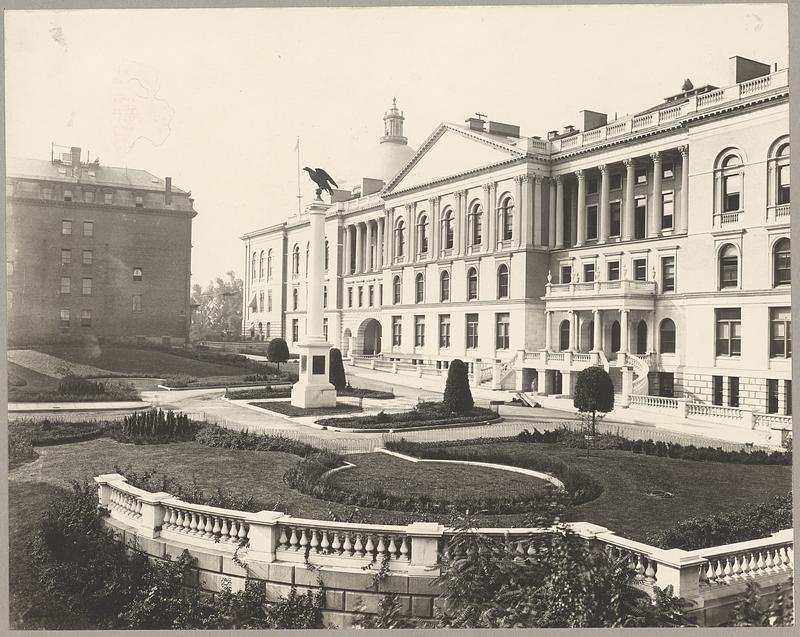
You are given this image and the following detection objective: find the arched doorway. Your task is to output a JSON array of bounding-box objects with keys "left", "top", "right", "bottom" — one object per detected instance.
[
  {"left": 611, "top": 320, "right": 621, "bottom": 353},
  {"left": 559, "top": 320, "right": 570, "bottom": 351},
  {"left": 636, "top": 320, "right": 648, "bottom": 354},
  {"left": 342, "top": 328, "right": 352, "bottom": 357},
  {"left": 357, "top": 319, "right": 382, "bottom": 356}
]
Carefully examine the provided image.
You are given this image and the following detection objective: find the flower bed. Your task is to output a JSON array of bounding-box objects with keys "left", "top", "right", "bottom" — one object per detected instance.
[
  {"left": 8, "top": 380, "right": 141, "bottom": 403},
  {"left": 315, "top": 401, "right": 496, "bottom": 429},
  {"left": 194, "top": 425, "right": 324, "bottom": 457},
  {"left": 227, "top": 386, "right": 394, "bottom": 401},
  {"left": 250, "top": 401, "right": 362, "bottom": 417},
  {"left": 9, "top": 419, "right": 113, "bottom": 447}
]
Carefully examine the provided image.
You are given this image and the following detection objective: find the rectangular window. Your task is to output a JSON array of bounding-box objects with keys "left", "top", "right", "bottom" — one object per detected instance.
[
  {"left": 728, "top": 377, "right": 740, "bottom": 408},
  {"left": 785, "top": 381, "right": 792, "bottom": 416},
  {"left": 662, "top": 162, "right": 675, "bottom": 180},
  {"left": 347, "top": 288, "right": 353, "bottom": 308},
  {"left": 60, "top": 277, "right": 71, "bottom": 294},
  {"left": 133, "top": 267, "right": 143, "bottom": 281},
  {"left": 466, "top": 313, "right": 479, "bottom": 349},
  {"left": 716, "top": 308, "right": 741, "bottom": 357},
  {"left": 132, "top": 294, "right": 142, "bottom": 313},
  {"left": 661, "top": 256, "right": 675, "bottom": 292},
  {"left": 587, "top": 177, "right": 598, "bottom": 195},
  {"left": 439, "top": 314, "right": 451, "bottom": 348},
  {"left": 609, "top": 201, "right": 621, "bottom": 237},
  {"left": 63, "top": 190, "right": 73, "bottom": 202},
  {"left": 84, "top": 190, "right": 95, "bottom": 203},
  {"left": 607, "top": 261, "right": 620, "bottom": 281},
  {"left": 719, "top": 255, "right": 738, "bottom": 289},
  {"left": 135, "top": 195, "right": 144, "bottom": 208},
  {"left": 357, "top": 286, "right": 364, "bottom": 307},
  {"left": 81, "top": 309, "right": 92, "bottom": 327},
  {"left": 560, "top": 265, "right": 572, "bottom": 284},
  {"left": 292, "top": 319, "right": 299, "bottom": 343},
  {"left": 712, "top": 375, "right": 723, "bottom": 406},
  {"left": 83, "top": 221, "right": 94, "bottom": 237},
  {"left": 60, "top": 308, "right": 70, "bottom": 328},
  {"left": 661, "top": 192, "right": 674, "bottom": 230},
  {"left": 82, "top": 277, "right": 92, "bottom": 296},
  {"left": 583, "top": 263, "right": 595, "bottom": 283},
  {"left": 635, "top": 168, "right": 647, "bottom": 185},
  {"left": 82, "top": 250, "right": 93, "bottom": 265},
  {"left": 392, "top": 316, "right": 402, "bottom": 346},
  {"left": 610, "top": 173, "right": 622, "bottom": 190},
  {"left": 634, "top": 199, "right": 647, "bottom": 239},
  {"left": 267, "top": 290, "right": 273, "bottom": 312},
  {"left": 414, "top": 315, "right": 425, "bottom": 347},
  {"left": 770, "top": 307, "right": 792, "bottom": 358},
  {"left": 61, "top": 249, "right": 71, "bottom": 265},
  {"left": 586, "top": 205, "right": 598, "bottom": 240},
  {"left": 104, "top": 192, "right": 114, "bottom": 205},
  {"left": 323, "top": 318, "right": 328, "bottom": 341},
  {"left": 62, "top": 220, "right": 72, "bottom": 235},
  {"left": 723, "top": 174, "right": 741, "bottom": 212},
  {"left": 368, "top": 285, "right": 374, "bottom": 307},
  {"left": 778, "top": 164, "right": 791, "bottom": 205},
  {"left": 767, "top": 378, "right": 780, "bottom": 414},
  {"left": 633, "top": 258, "right": 647, "bottom": 282},
  {"left": 496, "top": 312, "right": 510, "bottom": 350}
]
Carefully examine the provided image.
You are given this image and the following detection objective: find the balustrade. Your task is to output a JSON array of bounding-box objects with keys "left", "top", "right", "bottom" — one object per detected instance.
[
  {"left": 161, "top": 500, "right": 250, "bottom": 545},
  {"left": 699, "top": 532, "right": 793, "bottom": 587},
  {"left": 686, "top": 403, "right": 745, "bottom": 421},
  {"left": 276, "top": 521, "right": 411, "bottom": 563},
  {"left": 629, "top": 394, "right": 678, "bottom": 410},
  {"left": 754, "top": 413, "right": 792, "bottom": 430}
]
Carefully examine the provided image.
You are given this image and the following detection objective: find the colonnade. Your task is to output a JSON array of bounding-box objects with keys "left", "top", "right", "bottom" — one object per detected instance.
[
  {"left": 543, "top": 308, "right": 653, "bottom": 354},
  {"left": 342, "top": 217, "right": 386, "bottom": 275}
]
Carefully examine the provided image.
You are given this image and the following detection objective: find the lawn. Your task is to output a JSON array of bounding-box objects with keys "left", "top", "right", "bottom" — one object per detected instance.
[
  {"left": 31, "top": 345, "right": 253, "bottom": 378},
  {"left": 8, "top": 361, "right": 59, "bottom": 391},
  {"left": 8, "top": 436, "right": 791, "bottom": 539}
]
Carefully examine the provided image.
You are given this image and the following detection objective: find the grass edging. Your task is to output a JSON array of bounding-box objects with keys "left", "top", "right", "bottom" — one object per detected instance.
[{"left": 310, "top": 415, "right": 503, "bottom": 434}]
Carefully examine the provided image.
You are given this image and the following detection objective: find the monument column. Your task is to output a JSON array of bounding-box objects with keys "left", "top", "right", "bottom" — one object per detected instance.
[
  {"left": 291, "top": 193, "right": 337, "bottom": 408},
  {"left": 342, "top": 225, "right": 350, "bottom": 275},
  {"left": 592, "top": 309, "right": 602, "bottom": 352},
  {"left": 620, "top": 309, "right": 629, "bottom": 354}
]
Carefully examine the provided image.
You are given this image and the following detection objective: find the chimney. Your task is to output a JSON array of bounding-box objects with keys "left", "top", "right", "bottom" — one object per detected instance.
[
  {"left": 71, "top": 146, "right": 81, "bottom": 176},
  {"left": 165, "top": 177, "right": 172, "bottom": 205},
  {"left": 578, "top": 110, "right": 608, "bottom": 132},
  {"left": 487, "top": 121, "right": 521, "bottom": 138},
  {"left": 465, "top": 117, "right": 485, "bottom": 132},
  {"left": 547, "top": 130, "right": 559, "bottom": 141},
  {"left": 728, "top": 55, "right": 771, "bottom": 85}
]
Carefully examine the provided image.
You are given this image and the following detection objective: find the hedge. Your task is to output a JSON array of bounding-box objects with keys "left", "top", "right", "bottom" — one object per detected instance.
[
  {"left": 195, "top": 425, "right": 325, "bottom": 458},
  {"left": 9, "top": 381, "right": 141, "bottom": 403},
  {"left": 516, "top": 428, "right": 791, "bottom": 465},
  {"left": 645, "top": 491, "right": 792, "bottom": 550},
  {"left": 316, "top": 401, "right": 496, "bottom": 429},
  {"left": 9, "top": 420, "right": 113, "bottom": 447},
  {"left": 227, "top": 386, "right": 393, "bottom": 401}
]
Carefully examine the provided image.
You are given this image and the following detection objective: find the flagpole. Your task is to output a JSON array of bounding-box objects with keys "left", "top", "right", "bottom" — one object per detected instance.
[{"left": 296, "top": 136, "right": 302, "bottom": 215}]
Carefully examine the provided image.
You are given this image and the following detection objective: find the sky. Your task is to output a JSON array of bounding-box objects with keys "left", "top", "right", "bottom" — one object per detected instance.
[{"left": 5, "top": 4, "right": 789, "bottom": 287}]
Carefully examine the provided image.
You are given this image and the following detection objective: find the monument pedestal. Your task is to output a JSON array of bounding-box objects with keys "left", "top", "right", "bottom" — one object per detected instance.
[{"left": 291, "top": 337, "right": 337, "bottom": 408}]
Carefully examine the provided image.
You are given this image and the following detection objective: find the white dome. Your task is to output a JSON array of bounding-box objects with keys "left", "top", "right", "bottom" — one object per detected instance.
[{"left": 375, "top": 139, "right": 416, "bottom": 183}]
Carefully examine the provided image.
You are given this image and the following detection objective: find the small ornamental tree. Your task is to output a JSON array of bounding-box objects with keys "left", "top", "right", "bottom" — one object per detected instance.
[
  {"left": 443, "top": 359, "right": 474, "bottom": 415},
  {"left": 573, "top": 366, "right": 615, "bottom": 457},
  {"left": 328, "top": 348, "right": 346, "bottom": 391},
  {"left": 266, "top": 338, "right": 290, "bottom": 373}
]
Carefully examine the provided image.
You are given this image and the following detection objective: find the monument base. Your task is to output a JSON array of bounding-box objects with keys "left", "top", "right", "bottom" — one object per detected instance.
[
  {"left": 290, "top": 338, "right": 337, "bottom": 409},
  {"left": 290, "top": 380, "right": 337, "bottom": 409}
]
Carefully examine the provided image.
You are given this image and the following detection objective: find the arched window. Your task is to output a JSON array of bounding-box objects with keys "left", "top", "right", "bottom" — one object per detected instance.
[
  {"left": 441, "top": 209, "right": 454, "bottom": 250},
  {"left": 393, "top": 275, "right": 401, "bottom": 304},
  {"left": 716, "top": 152, "right": 744, "bottom": 215},
  {"left": 611, "top": 320, "right": 621, "bottom": 353},
  {"left": 417, "top": 214, "right": 429, "bottom": 255},
  {"left": 266, "top": 322, "right": 271, "bottom": 337},
  {"left": 636, "top": 320, "right": 648, "bottom": 354},
  {"left": 499, "top": 195, "right": 514, "bottom": 242},
  {"left": 324, "top": 240, "right": 329, "bottom": 271},
  {"left": 440, "top": 270, "right": 450, "bottom": 302},
  {"left": 497, "top": 264, "right": 509, "bottom": 298},
  {"left": 251, "top": 252, "right": 257, "bottom": 280},
  {"left": 258, "top": 321, "right": 263, "bottom": 334},
  {"left": 292, "top": 245, "right": 300, "bottom": 276},
  {"left": 774, "top": 237, "right": 790, "bottom": 286},
  {"left": 767, "top": 139, "right": 791, "bottom": 209},
  {"left": 292, "top": 288, "right": 298, "bottom": 310},
  {"left": 395, "top": 219, "right": 405, "bottom": 258},
  {"left": 468, "top": 201, "right": 483, "bottom": 246},
  {"left": 659, "top": 318, "right": 676, "bottom": 354},
  {"left": 776, "top": 143, "right": 790, "bottom": 205},
  {"left": 559, "top": 320, "right": 570, "bottom": 351},
  {"left": 415, "top": 273, "right": 425, "bottom": 303},
  {"left": 467, "top": 267, "right": 478, "bottom": 301},
  {"left": 267, "top": 249, "right": 273, "bottom": 279},
  {"left": 258, "top": 251, "right": 265, "bottom": 279},
  {"left": 719, "top": 244, "right": 739, "bottom": 289}
]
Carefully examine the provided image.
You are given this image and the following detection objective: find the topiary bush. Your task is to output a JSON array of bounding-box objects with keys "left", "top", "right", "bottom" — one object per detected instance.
[
  {"left": 57, "top": 375, "right": 105, "bottom": 397},
  {"left": 443, "top": 359, "right": 474, "bottom": 415},
  {"left": 108, "top": 409, "right": 199, "bottom": 444},
  {"left": 329, "top": 348, "right": 346, "bottom": 391},
  {"left": 267, "top": 338, "right": 290, "bottom": 373}
]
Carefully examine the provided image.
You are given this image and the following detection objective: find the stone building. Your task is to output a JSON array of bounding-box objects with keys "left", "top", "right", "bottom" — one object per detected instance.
[
  {"left": 242, "top": 55, "right": 790, "bottom": 416},
  {"left": 6, "top": 146, "right": 197, "bottom": 346}
]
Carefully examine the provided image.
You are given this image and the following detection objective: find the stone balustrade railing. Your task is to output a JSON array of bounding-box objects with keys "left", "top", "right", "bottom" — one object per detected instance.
[
  {"left": 96, "top": 473, "right": 793, "bottom": 624},
  {"left": 754, "top": 413, "right": 792, "bottom": 431},
  {"left": 545, "top": 279, "right": 656, "bottom": 297},
  {"left": 629, "top": 394, "right": 680, "bottom": 411},
  {"left": 687, "top": 402, "right": 747, "bottom": 422}
]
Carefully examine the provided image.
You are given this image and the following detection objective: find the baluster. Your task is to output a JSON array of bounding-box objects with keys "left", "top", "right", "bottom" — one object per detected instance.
[
  {"left": 203, "top": 515, "right": 214, "bottom": 539},
  {"left": 175, "top": 509, "right": 185, "bottom": 533},
  {"left": 211, "top": 516, "right": 221, "bottom": 539},
  {"left": 731, "top": 555, "right": 742, "bottom": 579},
  {"left": 527, "top": 542, "right": 536, "bottom": 558},
  {"left": 723, "top": 557, "right": 733, "bottom": 582},
  {"left": 747, "top": 552, "right": 758, "bottom": 577},
  {"left": 699, "top": 561, "right": 711, "bottom": 585},
  {"left": 289, "top": 527, "right": 299, "bottom": 551},
  {"left": 714, "top": 558, "right": 724, "bottom": 581},
  {"left": 162, "top": 507, "right": 173, "bottom": 530},
  {"left": 310, "top": 529, "right": 320, "bottom": 553},
  {"left": 354, "top": 534, "right": 365, "bottom": 558},
  {"left": 299, "top": 528, "right": 309, "bottom": 552},
  {"left": 787, "top": 546, "right": 794, "bottom": 569},
  {"left": 399, "top": 535, "right": 409, "bottom": 561},
  {"left": 780, "top": 546, "right": 791, "bottom": 570},
  {"left": 331, "top": 531, "right": 342, "bottom": 555},
  {"left": 635, "top": 554, "right": 646, "bottom": 581},
  {"left": 134, "top": 499, "right": 143, "bottom": 518},
  {"left": 238, "top": 520, "right": 249, "bottom": 543},
  {"left": 376, "top": 535, "right": 387, "bottom": 559},
  {"left": 221, "top": 517, "right": 231, "bottom": 542},
  {"left": 188, "top": 512, "right": 199, "bottom": 535},
  {"left": 765, "top": 548, "right": 776, "bottom": 573},
  {"left": 387, "top": 536, "right": 398, "bottom": 558},
  {"left": 342, "top": 532, "right": 354, "bottom": 557},
  {"left": 320, "top": 530, "right": 330, "bottom": 555},
  {"left": 364, "top": 534, "right": 375, "bottom": 558},
  {"left": 644, "top": 558, "right": 656, "bottom": 583},
  {"left": 227, "top": 519, "right": 239, "bottom": 543}
]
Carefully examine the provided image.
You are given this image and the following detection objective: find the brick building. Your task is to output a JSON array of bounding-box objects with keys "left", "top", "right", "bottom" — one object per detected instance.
[{"left": 6, "top": 146, "right": 197, "bottom": 346}]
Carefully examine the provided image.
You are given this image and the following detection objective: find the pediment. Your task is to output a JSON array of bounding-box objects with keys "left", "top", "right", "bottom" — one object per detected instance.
[{"left": 386, "top": 125, "right": 524, "bottom": 193}]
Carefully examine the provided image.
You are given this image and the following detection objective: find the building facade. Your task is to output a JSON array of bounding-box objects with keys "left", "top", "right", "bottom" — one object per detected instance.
[
  {"left": 242, "top": 56, "right": 790, "bottom": 416},
  {"left": 6, "top": 146, "right": 197, "bottom": 346}
]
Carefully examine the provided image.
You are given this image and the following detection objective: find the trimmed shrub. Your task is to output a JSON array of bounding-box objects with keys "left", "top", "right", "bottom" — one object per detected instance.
[
  {"left": 329, "top": 348, "right": 346, "bottom": 391},
  {"left": 108, "top": 409, "right": 199, "bottom": 444},
  {"left": 316, "top": 403, "right": 496, "bottom": 429},
  {"left": 267, "top": 338, "right": 290, "bottom": 372},
  {"left": 195, "top": 425, "right": 323, "bottom": 458},
  {"left": 443, "top": 359, "right": 473, "bottom": 415},
  {"left": 10, "top": 419, "right": 112, "bottom": 447},
  {"left": 58, "top": 375, "right": 105, "bottom": 397}
]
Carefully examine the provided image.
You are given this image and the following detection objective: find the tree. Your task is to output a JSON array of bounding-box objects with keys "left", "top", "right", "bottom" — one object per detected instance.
[
  {"left": 573, "top": 367, "right": 615, "bottom": 457},
  {"left": 443, "top": 359, "right": 473, "bottom": 415},
  {"left": 266, "top": 338, "right": 290, "bottom": 373},
  {"left": 328, "top": 348, "right": 346, "bottom": 391},
  {"left": 189, "top": 271, "right": 243, "bottom": 342}
]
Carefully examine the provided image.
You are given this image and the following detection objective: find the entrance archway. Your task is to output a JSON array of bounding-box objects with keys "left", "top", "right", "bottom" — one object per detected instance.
[
  {"left": 611, "top": 320, "right": 621, "bottom": 353},
  {"left": 636, "top": 320, "right": 648, "bottom": 354},
  {"left": 356, "top": 319, "right": 382, "bottom": 356}
]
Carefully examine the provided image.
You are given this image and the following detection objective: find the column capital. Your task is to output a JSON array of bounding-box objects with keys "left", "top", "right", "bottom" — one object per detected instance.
[
  {"left": 453, "top": 189, "right": 466, "bottom": 198},
  {"left": 678, "top": 144, "right": 689, "bottom": 156},
  {"left": 554, "top": 174, "right": 562, "bottom": 184},
  {"left": 575, "top": 168, "right": 585, "bottom": 180},
  {"left": 650, "top": 151, "right": 662, "bottom": 163},
  {"left": 623, "top": 158, "right": 635, "bottom": 169},
  {"left": 534, "top": 174, "right": 545, "bottom": 184},
  {"left": 483, "top": 182, "right": 495, "bottom": 192},
  {"left": 598, "top": 164, "right": 608, "bottom": 174},
  {"left": 428, "top": 196, "right": 438, "bottom": 206},
  {"left": 513, "top": 174, "right": 524, "bottom": 185}
]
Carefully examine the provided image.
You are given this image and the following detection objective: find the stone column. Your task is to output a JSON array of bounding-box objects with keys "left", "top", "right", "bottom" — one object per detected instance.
[
  {"left": 342, "top": 225, "right": 350, "bottom": 275},
  {"left": 533, "top": 175, "right": 543, "bottom": 246},
  {"left": 555, "top": 176, "right": 565, "bottom": 248},
  {"left": 599, "top": 164, "right": 610, "bottom": 244},
  {"left": 406, "top": 203, "right": 416, "bottom": 263},
  {"left": 453, "top": 190, "right": 464, "bottom": 257},
  {"left": 377, "top": 218, "right": 384, "bottom": 269},
  {"left": 365, "top": 221, "right": 373, "bottom": 272},
  {"left": 678, "top": 145, "right": 689, "bottom": 234},
  {"left": 548, "top": 177, "right": 557, "bottom": 247},
  {"left": 544, "top": 310, "right": 553, "bottom": 350},
  {"left": 354, "top": 223, "right": 363, "bottom": 273},
  {"left": 620, "top": 365, "right": 633, "bottom": 407},
  {"left": 620, "top": 309, "right": 629, "bottom": 354},
  {"left": 513, "top": 175, "right": 524, "bottom": 247},
  {"left": 570, "top": 310, "right": 578, "bottom": 351},
  {"left": 623, "top": 159, "right": 635, "bottom": 241},
  {"left": 482, "top": 183, "right": 492, "bottom": 251},
  {"left": 387, "top": 209, "right": 395, "bottom": 264},
  {"left": 574, "top": 170, "right": 586, "bottom": 247},
  {"left": 646, "top": 314, "right": 655, "bottom": 353},
  {"left": 650, "top": 152, "right": 662, "bottom": 237},
  {"left": 592, "top": 309, "right": 602, "bottom": 352},
  {"left": 430, "top": 197, "right": 439, "bottom": 257}
]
